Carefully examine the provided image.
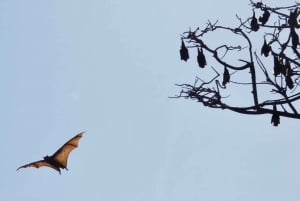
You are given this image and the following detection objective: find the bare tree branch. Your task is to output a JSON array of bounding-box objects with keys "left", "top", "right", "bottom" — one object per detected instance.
[{"left": 175, "top": 1, "right": 300, "bottom": 126}]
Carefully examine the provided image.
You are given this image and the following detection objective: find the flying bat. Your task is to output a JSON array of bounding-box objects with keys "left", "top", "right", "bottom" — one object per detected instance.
[{"left": 17, "top": 132, "right": 84, "bottom": 174}]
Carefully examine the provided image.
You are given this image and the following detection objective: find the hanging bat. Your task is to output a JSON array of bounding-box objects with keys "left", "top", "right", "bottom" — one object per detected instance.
[
  {"left": 17, "top": 132, "right": 84, "bottom": 174},
  {"left": 259, "top": 10, "right": 270, "bottom": 25},
  {"left": 291, "top": 28, "right": 299, "bottom": 50},
  {"left": 271, "top": 105, "right": 280, "bottom": 126},
  {"left": 180, "top": 39, "right": 189, "bottom": 62},
  {"left": 222, "top": 66, "right": 230, "bottom": 87},
  {"left": 250, "top": 11, "right": 259, "bottom": 31},
  {"left": 197, "top": 47, "right": 206, "bottom": 68},
  {"left": 261, "top": 38, "right": 271, "bottom": 57}
]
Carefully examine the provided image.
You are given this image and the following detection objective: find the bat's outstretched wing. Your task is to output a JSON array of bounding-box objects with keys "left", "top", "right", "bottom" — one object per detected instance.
[
  {"left": 51, "top": 132, "right": 84, "bottom": 168},
  {"left": 17, "top": 160, "right": 61, "bottom": 173}
]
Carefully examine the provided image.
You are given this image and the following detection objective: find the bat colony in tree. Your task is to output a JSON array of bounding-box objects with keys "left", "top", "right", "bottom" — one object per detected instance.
[
  {"left": 175, "top": 1, "right": 300, "bottom": 126},
  {"left": 17, "top": 132, "right": 84, "bottom": 174}
]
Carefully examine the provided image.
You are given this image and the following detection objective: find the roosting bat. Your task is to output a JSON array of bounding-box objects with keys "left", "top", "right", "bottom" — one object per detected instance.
[{"left": 17, "top": 132, "right": 84, "bottom": 174}]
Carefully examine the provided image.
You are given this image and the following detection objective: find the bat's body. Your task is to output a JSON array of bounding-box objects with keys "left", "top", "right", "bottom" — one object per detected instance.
[{"left": 17, "top": 132, "right": 84, "bottom": 174}]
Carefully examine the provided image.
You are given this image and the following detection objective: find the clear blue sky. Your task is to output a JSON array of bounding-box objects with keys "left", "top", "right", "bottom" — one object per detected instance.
[{"left": 2, "top": 0, "right": 300, "bottom": 200}]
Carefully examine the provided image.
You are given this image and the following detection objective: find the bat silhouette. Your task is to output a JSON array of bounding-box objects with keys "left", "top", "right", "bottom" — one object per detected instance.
[
  {"left": 180, "top": 39, "right": 189, "bottom": 61},
  {"left": 250, "top": 11, "right": 259, "bottom": 31},
  {"left": 17, "top": 132, "right": 84, "bottom": 174}
]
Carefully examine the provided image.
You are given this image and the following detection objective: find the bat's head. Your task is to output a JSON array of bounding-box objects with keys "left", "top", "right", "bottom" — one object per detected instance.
[{"left": 44, "top": 155, "right": 50, "bottom": 160}]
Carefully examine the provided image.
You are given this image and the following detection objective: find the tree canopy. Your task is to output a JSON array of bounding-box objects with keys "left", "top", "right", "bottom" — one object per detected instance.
[{"left": 175, "top": 1, "right": 300, "bottom": 126}]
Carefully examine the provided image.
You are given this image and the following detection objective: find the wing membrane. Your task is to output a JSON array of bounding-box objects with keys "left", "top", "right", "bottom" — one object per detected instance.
[
  {"left": 17, "top": 160, "right": 61, "bottom": 173},
  {"left": 52, "top": 132, "right": 84, "bottom": 168}
]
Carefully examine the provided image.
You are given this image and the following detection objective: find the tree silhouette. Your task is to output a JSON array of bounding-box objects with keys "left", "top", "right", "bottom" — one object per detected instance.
[{"left": 174, "top": 1, "right": 300, "bottom": 126}]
